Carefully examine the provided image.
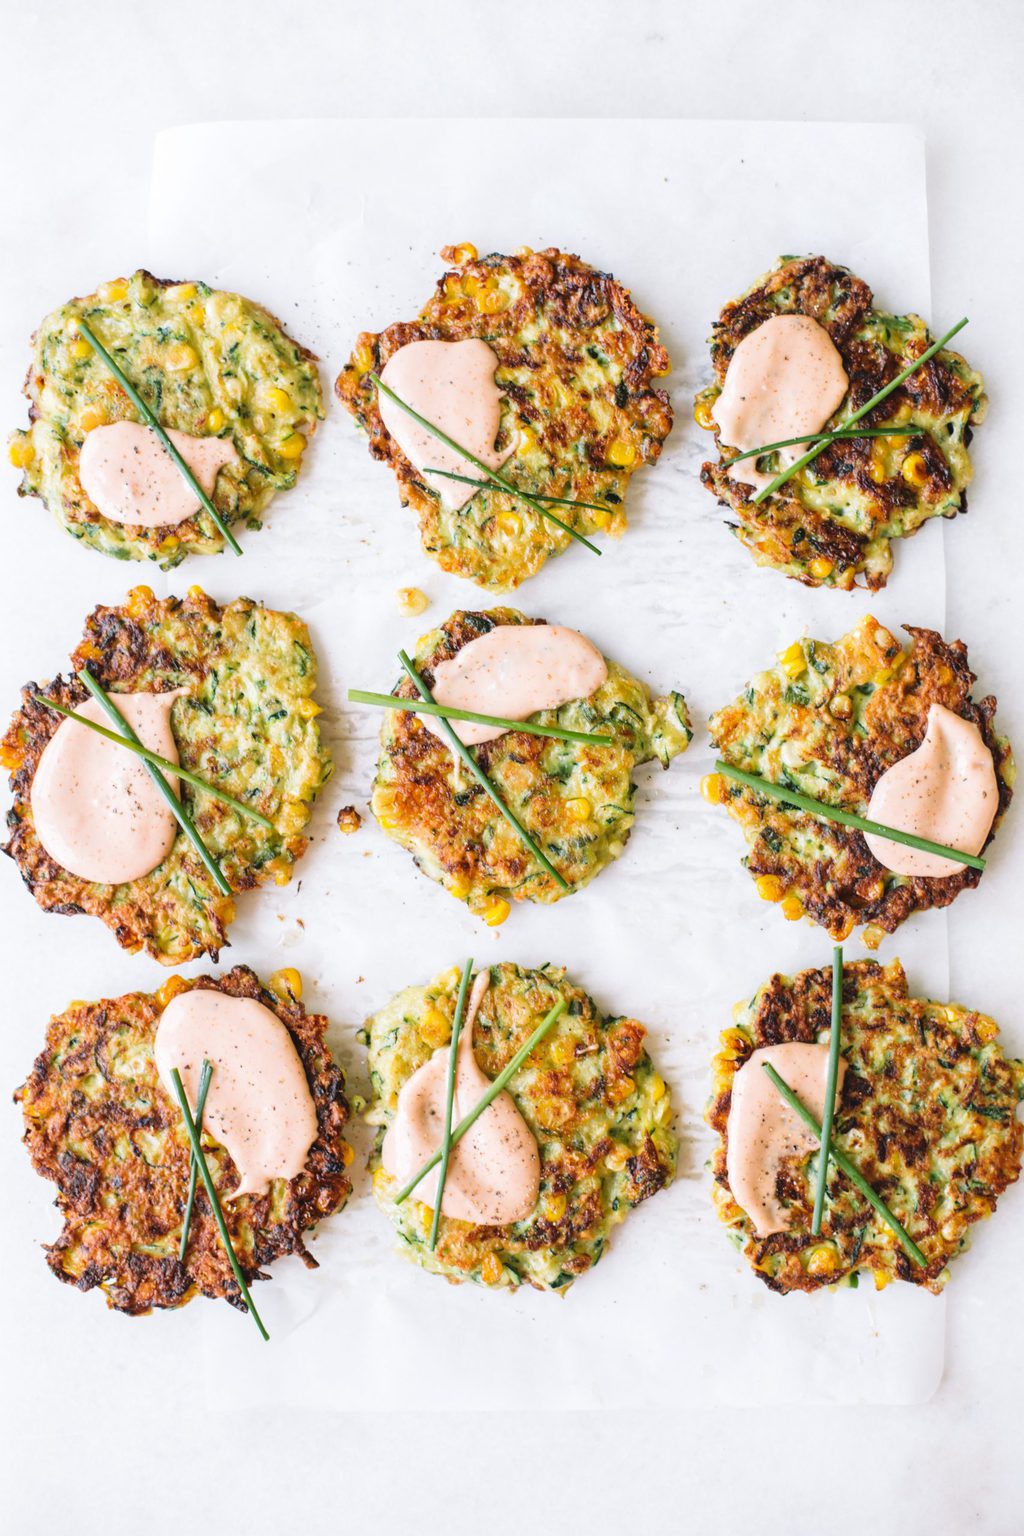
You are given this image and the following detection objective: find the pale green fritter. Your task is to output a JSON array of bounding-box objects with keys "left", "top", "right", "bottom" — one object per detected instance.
[
  {"left": 3, "top": 586, "right": 332, "bottom": 963},
  {"left": 10, "top": 269, "right": 323, "bottom": 565},
  {"left": 364, "top": 961, "right": 677, "bottom": 1292},
  {"left": 371, "top": 608, "right": 691, "bottom": 920},
  {"left": 707, "top": 959, "right": 1024, "bottom": 1294},
  {"left": 697, "top": 255, "right": 987, "bottom": 590}
]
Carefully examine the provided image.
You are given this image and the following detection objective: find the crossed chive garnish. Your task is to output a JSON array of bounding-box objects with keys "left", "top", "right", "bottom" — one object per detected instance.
[
  {"left": 370, "top": 372, "right": 602, "bottom": 555},
  {"left": 713, "top": 759, "right": 987, "bottom": 873},
  {"left": 735, "top": 318, "right": 969, "bottom": 505},
  {"left": 397, "top": 650, "right": 571, "bottom": 892},
  {"left": 34, "top": 671, "right": 274, "bottom": 897},
  {"left": 169, "top": 1061, "right": 270, "bottom": 1339},
  {"left": 75, "top": 317, "right": 243, "bottom": 554},
  {"left": 394, "top": 992, "right": 567, "bottom": 1206}
]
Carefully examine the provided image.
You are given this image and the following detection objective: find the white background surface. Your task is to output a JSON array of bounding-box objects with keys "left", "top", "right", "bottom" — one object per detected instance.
[{"left": 2, "top": 4, "right": 1023, "bottom": 1533}]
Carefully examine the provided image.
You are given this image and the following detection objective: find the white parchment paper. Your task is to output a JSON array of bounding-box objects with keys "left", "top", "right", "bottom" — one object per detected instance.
[{"left": 143, "top": 119, "right": 951, "bottom": 1407}]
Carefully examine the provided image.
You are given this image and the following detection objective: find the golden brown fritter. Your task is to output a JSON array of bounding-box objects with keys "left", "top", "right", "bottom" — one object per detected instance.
[
  {"left": 696, "top": 255, "right": 986, "bottom": 590},
  {"left": 365, "top": 961, "right": 676, "bottom": 1291},
  {"left": 707, "top": 959, "right": 1024, "bottom": 1294},
  {"left": 15, "top": 966, "right": 351, "bottom": 1318},
  {"left": 2, "top": 585, "right": 332, "bottom": 963},
  {"left": 370, "top": 608, "right": 690, "bottom": 919},
  {"left": 335, "top": 244, "right": 673, "bottom": 589},
  {"left": 9, "top": 269, "right": 323, "bottom": 565},
  {"left": 706, "top": 617, "right": 1014, "bottom": 943}
]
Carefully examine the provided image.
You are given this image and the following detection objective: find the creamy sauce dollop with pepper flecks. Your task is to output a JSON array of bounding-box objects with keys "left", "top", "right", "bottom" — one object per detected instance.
[
  {"left": 865, "top": 703, "right": 999, "bottom": 877},
  {"left": 155, "top": 990, "right": 318, "bottom": 1199},
  {"left": 712, "top": 314, "right": 849, "bottom": 491},
  {"left": 379, "top": 338, "right": 513, "bottom": 511},
  {"left": 424, "top": 623, "right": 609, "bottom": 747},
  {"left": 381, "top": 971, "right": 541, "bottom": 1224},
  {"left": 727, "top": 1041, "right": 846, "bottom": 1236},
  {"left": 31, "top": 691, "right": 183, "bottom": 884},
  {"left": 78, "top": 420, "right": 238, "bottom": 527}
]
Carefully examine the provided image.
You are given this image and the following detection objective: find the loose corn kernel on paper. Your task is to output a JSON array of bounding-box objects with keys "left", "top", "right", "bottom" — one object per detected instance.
[{"left": 144, "top": 118, "right": 951, "bottom": 1407}]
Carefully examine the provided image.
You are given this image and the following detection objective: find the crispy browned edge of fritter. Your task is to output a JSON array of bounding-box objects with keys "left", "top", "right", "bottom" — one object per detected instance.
[
  {"left": 698, "top": 255, "right": 979, "bottom": 589},
  {"left": 14, "top": 964, "right": 351, "bottom": 1317},
  {"left": 712, "top": 625, "right": 1013, "bottom": 940},
  {"left": 1, "top": 588, "right": 307, "bottom": 962},
  {"left": 333, "top": 245, "right": 673, "bottom": 524},
  {"left": 16, "top": 269, "right": 321, "bottom": 539},
  {"left": 705, "top": 959, "right": 1024, "bottom": 1295}
]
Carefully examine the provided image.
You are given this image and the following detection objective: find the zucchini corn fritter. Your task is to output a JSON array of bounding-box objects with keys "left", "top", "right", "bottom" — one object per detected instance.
[
  {"left": 335, "top": 245, "right": 673, "bottom": 590},
  {"left": 365, "top": 962, "right": 676, "bottom": 1291},
  {"left": 16, "top": 966, "right": 351, "bottom": 1317},
  {"left": 706, "top": 617, "right": 1013, "bottom": 943},
  {"left": 9, "top": 269, "right": 323, "bottom": 566},
  {"left": 696, "top": 255, "right": 987, "bottom": 590},
  {"left": 371, "top": 608, "right": 691, "bottom": 921},
  {"left": 708, "top": 959, "right": 1024, "bottom": 1294},
  {"left": 2, "top": 586, "right": 332, "bottom": 964}
]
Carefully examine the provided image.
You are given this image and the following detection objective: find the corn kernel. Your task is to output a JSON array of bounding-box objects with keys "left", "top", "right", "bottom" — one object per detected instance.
[
  {"left": 606, "top": 438, "right": 636, "bottom": 468},
  {"left": 693, "top": 396, "right": 717, "bottom": 430},
  {"left": 97, "top": 278, "right": 129, "bottom": 303},
  {"left": 566, "top": 797, "right": 591, "bottom": 823},
  {"left": 269, "top": 967, "right": 302, "bottom": 1002},
  {"left": 157, "top": 535, "right": 180, "bottom": 556},
  {"left": 872, "top": 1268, "right": 893, "bottom": 1291},
  {"left": 354, "top": 339, "right": 377, "bottom": 372},
  {"left": 606, "top": 1142, "right": 631, "bottom": 1172},
  {"left": 155, "top": 975, "right": 190, "bottom": 1009},
  {"left": 419, "top": 1006, "right": 452, "bottom": 1049},
  {"left": 830, "top": 694, "right": 853, "bottom": 720},
  {"left": 278, "top": 432, "right": 306, "bottom": 460},
  {"left": 701, "top": 772, "right": 726, "bottom": 806},
  {"left": 70, "top": 337, "right": 92, "bottom": 361},
  {"left": 79, "top": 405, "right": 107, "bottom": 433},
  {"left": 336, "top": 805, "right": 362, "bottom": 835},
  {"left": 808, "top": 557, "right": 834, "bottom": 580},
  {"left": 902, "top": 451, "right": 929, "bottom": 488},
  {"left": 217, "top": 898, "right": 237, "bottom": 925},
  {"left": 396, "top": 586, "right": 429, "bottom": 617},
  {"left": 265, "top": 386, "right": 292, "bottom": 412},
  {"left": 126, "top": 585, "right": 155, "bottom": 619},
  {"left": 515, "top": 245, "right": 534, "bottom": 258},
  {"left": 265, "top": 857, "right": 293, "bottom": 887},
  {"left": 296, "top": 697, "right": 321, "bottom": 718},
  {"left": 341, "top": 1142, "right": 356, "bottom": 1168},
  {"left": 780, "top": 894, "right": 804, "bottom": 922},
  {"left": 168, "top": 283, "right": 197, "bottom": 302},
  {"left": 448, "top": 876, "right": 471, "bottom": 901},
  {"left": 649, "top": 1073, "right": 666, "bottom": 1102},
  {"left": 8, "top": 435, "right": 34, "bottom": 469},
  {"left": 480, "top": 288, "right": 508, "bottom": 314},
  {"left": 442, "top": 276, "right": 463, "bottom": 301},
  {"left": 867, "top": 457, "right": 887, "bottom": 485},
  {"left": 187, "top": 585, "right": 206, "bottom": 602},
  {"left": 755, "top": 873, "right": 786, "bottom": 902},
  {"left": 166, "top": 343, "right": 198, "bottom": 372},
  {"left": 589, "top": 507, "right": 613, "bottom": 530},
  {"left": 832, "top": 914, "right": 856, "bottom": 942},
  {"left": 609, "top": 1075, "right": 636, "bottom": 1104},
  {"left": 778, "top": 641, "right": 806, "bottom": 677},
  {"left": 496, "top": 510, "right": 522, "bottom": 537},
  {"left": 0, "top": 740, "right": 24, "bottom": 771},
  {"left": 373, "top": 1166, "right": 393, "bottom": 1196},
  {"left": 974, "top": 1016, "right": 999, "bottom": 1045},
  {"left": 551, "top": 1037, "right": 576, "bottom": 1067},
  {"left": 479, "top": 1252, "right": 504, "bottom": 1285},
  {"left": 861, "top": 924, "right": 885, "bottom": 952},
  {"left": 807, "top": 1244, "right": 840, "bottom": 1278},
  {"left": 543, "top": 1193, "right": 567, "bottom": 1222},
  {"left": 452, "top": 242, "right": 478, "bottom": 264},
  {"left": 482, "top": 896, "right": 510, "bottom": 927},
  {"left": 462, "top": 274, "right": 485, "bottom": 297}
]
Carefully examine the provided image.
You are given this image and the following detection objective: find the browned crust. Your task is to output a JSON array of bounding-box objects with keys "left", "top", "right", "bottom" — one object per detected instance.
[
  {"left": 1, "top": 586, "right": 320, "bottom": 962},
  {"left": 334, "top": 246, "right": 672, "bottom": 584},
  {"left": 706, "top": 959, "right": 1024, "bottom": 1294},
  {"left": 698, "top": 256, "right": 979, "bottom": 591},
  {"left": 711, "top": 625, "right": 1014, "bottom": 941},
  {"left": 15, "top": 965, "right": 351, "bottom": 1317}
]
